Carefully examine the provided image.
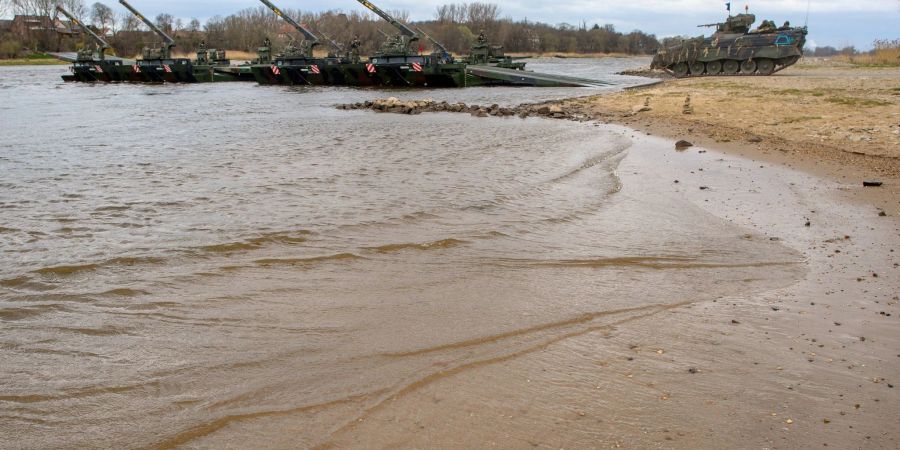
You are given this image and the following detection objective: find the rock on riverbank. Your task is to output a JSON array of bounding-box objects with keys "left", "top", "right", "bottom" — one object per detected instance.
[{"left": 336, "top": 97, "right": 593, "bottom": 121}]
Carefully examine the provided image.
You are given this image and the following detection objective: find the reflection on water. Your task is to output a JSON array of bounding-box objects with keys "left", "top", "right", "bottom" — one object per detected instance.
[{"left": 0, "top": 61, "right": 800, "bottom": 448}]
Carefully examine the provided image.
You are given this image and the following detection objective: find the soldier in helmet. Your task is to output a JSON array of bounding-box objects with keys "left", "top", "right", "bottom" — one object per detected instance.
[
  {"left": 779, "top": 20, "right": 792, "bottom": 30},
  {"left": 757, "top": 20, "right": 776, "bottom": 32},
  {"left": 477, "top": 30, "right": 487, "bottom": 44},
  {"left": 349, "top": 35, "right": 362, "bottom": 63}
]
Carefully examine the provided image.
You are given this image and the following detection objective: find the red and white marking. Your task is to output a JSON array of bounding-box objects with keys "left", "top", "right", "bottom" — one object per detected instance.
[
  {"left": 310, "top": 65, "right": 320, "bottom": 74},
  {"left": 366, "top": 63, "right": 376, "bottom": 73},
  {"left": 271, "top": 65, "right": 281, "bottom": 76},
  {"left": 411, "top": 62, "right": 422, "bottom": 72},
  {"left": 163, "top": 64, "right": 172, "bottom": 73},
  {"left": 94, "top": 65, "right": 103, "bottom": 73},
  {"left": 132, "top": 65, "right": 141, "bottom": 73}
]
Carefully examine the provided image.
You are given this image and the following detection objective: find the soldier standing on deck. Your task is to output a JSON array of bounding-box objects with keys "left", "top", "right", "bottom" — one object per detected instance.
[{"left": 349, "top": 35, "right": 362, "bottom": 63}]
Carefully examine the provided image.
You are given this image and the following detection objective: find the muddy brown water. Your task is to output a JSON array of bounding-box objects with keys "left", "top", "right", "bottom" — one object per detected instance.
[{"left": 1, "top": 60, "right": 804, "bottom": 448}]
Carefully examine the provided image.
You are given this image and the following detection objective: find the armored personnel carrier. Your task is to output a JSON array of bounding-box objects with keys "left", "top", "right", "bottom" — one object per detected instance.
[
  {"left": 56, "top": 5, "right": 133, "bottom": 82},
  {"left": 463, "top": 31, "right": 527, "bottom": 71},
  {"left": 651, "top": 13, "right": 807, "bottom": 77}
]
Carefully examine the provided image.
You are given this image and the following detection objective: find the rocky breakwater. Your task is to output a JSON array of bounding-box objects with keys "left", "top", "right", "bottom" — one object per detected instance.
[{"left": 336, "top": 97, "right": 594, "bottom": 122}]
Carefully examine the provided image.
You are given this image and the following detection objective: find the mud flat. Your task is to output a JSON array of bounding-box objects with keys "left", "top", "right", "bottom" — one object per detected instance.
[
  {"left": 316, "top": 130, "right": 899, "bottom": 450},
  {"left": 329, "top": 75, "right": 900, "bottom": 447}
]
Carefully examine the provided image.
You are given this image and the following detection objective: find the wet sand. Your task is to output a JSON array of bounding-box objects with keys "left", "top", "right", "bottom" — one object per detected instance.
[
  {"left": 328, "top": 65, "right": 900, "bottom": 448},
  {"left": 313, "top": 130, "right": 900, "bottom": 449}
]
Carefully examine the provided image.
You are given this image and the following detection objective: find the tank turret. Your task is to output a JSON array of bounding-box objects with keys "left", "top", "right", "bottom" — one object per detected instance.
[
  {"left": 315, "top": 30, "right": 345, "bottom": 59},
  {"left": 258, "top": 0, "right": 321, "bottom": 59},
  {"left": 696, "top": 13, "right": 756, "bottom": 35},
  {"left": 463, "top": 31, "right": 527, "bottom": 70},
  {"left": 56, "top": 5, "right": 110, "bottom": 62},
  {"left": 652, "top": 12, "right": 807, "bottom": 77},
  {"left": 415, "top": 26, "right": 453, "bottom": 63},
  {"left": 118, "top": 0, "right": 176, "bottom": 60},
  {"left": 353, "top": 0, "right": 420, "bottom": 57}
]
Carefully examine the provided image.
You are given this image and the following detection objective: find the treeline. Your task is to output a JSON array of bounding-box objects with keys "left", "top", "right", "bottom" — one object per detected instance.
[
  {"left": 808, "top": 46, "right": 861, "bottom": 57},
  {"left": 1, "top": 0, "right": 661, "bottom": 57}
]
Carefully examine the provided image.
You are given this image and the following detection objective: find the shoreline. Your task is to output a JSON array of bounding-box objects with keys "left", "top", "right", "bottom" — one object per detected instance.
[
  {"left": 317, "top": 107, "right": 899, "bottom": 449},
  {"left": 339, "top": 64, "right": 899, "bottom": 205},
  {"left": 0, "top": 58, "right": 68, "bottom": 66},
  {"left": 318, "top": 73, "right": 900, "bottom": 447}
]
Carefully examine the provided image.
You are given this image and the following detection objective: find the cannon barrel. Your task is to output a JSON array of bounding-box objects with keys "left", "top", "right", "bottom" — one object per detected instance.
[
  {"left": 354, "top": 0, "right": 417, "bottom": 38},
  {"left": 257, "top": 0, "right": 319, "bottom": 45},
  {"left": 414, "top": 26, "right": 450, "bottom": 55},
  {"left": 317, "top": 29, "right": 344, "bottom": 53},
  {"left": 56, "top": 5, "right": 110, "bottom": 53},
  {"left": 117, "top": 0, "right": 175, "bottom": 49}
]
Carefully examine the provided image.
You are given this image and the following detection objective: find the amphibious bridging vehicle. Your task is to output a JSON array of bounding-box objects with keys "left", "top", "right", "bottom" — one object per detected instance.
[
  {"left": 56, "top": 5, "right": 132, "bottom": 82},
  {"left": 355, "top": 0, "right": 467, "bottom": 87},
  {"left": 119, "top": 0, "right": 252, "bottom": 82},
  {"left": 251, "top": 0, "right": 348, "bottom": 85}
]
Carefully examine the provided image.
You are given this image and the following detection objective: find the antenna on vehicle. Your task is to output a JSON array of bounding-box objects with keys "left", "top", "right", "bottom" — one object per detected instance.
[{"left": 804, "top": 0, "right": 811, "bottom": 27}]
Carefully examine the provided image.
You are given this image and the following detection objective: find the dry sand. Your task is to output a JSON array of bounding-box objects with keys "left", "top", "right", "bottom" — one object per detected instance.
[{"left": 563, "top": 64, "right": 900, "bottom": 179}]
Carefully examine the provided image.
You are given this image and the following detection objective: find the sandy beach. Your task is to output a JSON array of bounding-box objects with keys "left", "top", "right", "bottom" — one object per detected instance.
[
  {"left": 309, "top": 132, "right": 900, "bottom": 450},
  {"left": 566, "top": 63, "right": 900, "bottom": 179},
  {"left": 325, "top": 64, "right": 900, "bottom": 448}
]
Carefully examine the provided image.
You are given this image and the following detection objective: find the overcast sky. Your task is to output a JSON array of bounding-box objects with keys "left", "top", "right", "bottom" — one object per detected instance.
[{"left": 112, "top": 0, "right": 900, "bottom": 49}]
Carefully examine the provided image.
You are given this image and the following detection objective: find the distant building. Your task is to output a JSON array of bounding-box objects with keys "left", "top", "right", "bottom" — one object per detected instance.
[
  {"left": 6, "top": 15, "right": 81, "bottom": 52},
  {"left": 10, "top": 15, "right": 80, "bottom": 37},
  {"left": 12, "top": 15, "right": 54, "bottom": 35}
]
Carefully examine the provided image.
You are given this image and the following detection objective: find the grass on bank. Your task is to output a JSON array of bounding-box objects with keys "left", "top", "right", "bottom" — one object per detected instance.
[
  {"left": 836, "top": 39, "right": 900, "bottom": 67},
  {"left": 0, "top": 53, "right": 67, "bottom": 66},
  {"left": 825, "top": 96, "right": 893, "bottom": 107}
]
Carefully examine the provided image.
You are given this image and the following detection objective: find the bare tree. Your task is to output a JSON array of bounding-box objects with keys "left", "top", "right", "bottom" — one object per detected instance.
[
  {"left": 120, "top": 12, "right": 141, "bottom": 31},
  {"left": 466, "top": 2, "right": 499, "bottom": 30},
  {"left": 11, "top": 0, "right": 55, "bottom": 17},
  {"left": 65, "top": 0, "right": 89, "bottom": 22},
  {"left": 90, "top": 2, "right": 113, "bottom": 31},
  {"left": 155, "top": 12, "right": 173, "bottom": 33}
]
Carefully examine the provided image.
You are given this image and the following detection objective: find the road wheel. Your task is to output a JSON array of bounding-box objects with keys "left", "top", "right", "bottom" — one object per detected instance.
[
  {"left": 740, "top": 59, "right": 757, "bottom": 74},
  {"left": 672, "top": 62, "right": 689, "bottom": 78},
  {"left": 722, "top": 60, "right": 739, "bottom": 75},
  {"left": 706, "top": 60, "right": 722, "bottom": 75},
  {"left": 689, "top": 61, "right": 705, "bottom": 75},
  {"left": 756, "top": 58, "right": 775, "bottom": 75}
]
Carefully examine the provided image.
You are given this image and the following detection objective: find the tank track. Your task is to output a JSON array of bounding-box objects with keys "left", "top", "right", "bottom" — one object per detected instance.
[{"left": 664, "top": 57, "right": 800, "bottom": 78}]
